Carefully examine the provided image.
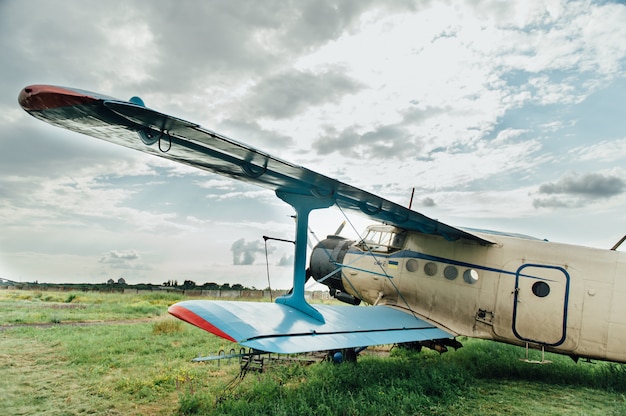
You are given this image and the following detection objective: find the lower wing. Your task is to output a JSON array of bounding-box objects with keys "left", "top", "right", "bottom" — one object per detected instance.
[{"left": 169, "top": 300, "right": 452, "bottom": 354}]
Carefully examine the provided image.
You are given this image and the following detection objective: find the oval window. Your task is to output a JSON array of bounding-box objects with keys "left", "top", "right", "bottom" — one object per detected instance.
[
  {"left": 424, "top": 262, "right": 438, "bottom": 276},
  {"left": 463, "top": 269, "right": 479, "bottom": 284},
  {"left": 444, "top": 266, "right": 458, "bottom": 280},
  {"left": 532, "top": 281, "right": 550, "bottom": 298},
  {"left": 406, "top": 259, "right": 419, "bottom": 273}
]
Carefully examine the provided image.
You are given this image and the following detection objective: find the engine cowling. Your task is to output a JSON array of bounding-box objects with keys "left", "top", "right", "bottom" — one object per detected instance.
[{"left": 309, "top": 235, "right": 361, "bottom": 305}]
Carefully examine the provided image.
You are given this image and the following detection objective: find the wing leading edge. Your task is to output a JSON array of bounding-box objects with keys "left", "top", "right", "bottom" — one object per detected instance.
[
  {"left": 169, "top": 300, "right": 452, "bottom": 354},
  {"left": 18, "top": 85, "right": 493, "bottom": 245}
]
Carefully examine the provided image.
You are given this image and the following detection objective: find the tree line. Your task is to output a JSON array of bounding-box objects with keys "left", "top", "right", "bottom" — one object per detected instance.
[
  {"left": 161, "top": 280, "right": 254, "bottom": 290},
  {"left": 1, "top": 280, "right": 259, "bottom": 291}
]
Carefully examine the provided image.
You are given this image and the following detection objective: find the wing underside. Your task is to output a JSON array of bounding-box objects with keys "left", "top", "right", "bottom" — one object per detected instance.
[
  {"left": 18, "top": 85, "right": 493, "bottom": 245},
  {"left": 169, "top": 300, "right": 452, "bottom": 354}
]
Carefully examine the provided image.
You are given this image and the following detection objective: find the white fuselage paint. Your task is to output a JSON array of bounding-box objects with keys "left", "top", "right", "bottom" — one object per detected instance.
[{"left": 341, "top": 227, "right": 626, "bottom": 363}]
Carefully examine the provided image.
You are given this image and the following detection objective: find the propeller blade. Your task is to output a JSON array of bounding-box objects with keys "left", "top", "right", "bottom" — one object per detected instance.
[{"left": 334, "top": 221, "right": 346, "bottom": 236}]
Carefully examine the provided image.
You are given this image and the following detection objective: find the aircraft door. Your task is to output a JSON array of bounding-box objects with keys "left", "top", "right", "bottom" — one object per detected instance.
[{"left": 512, "top": 264, "right": 570, "bottom": 346}]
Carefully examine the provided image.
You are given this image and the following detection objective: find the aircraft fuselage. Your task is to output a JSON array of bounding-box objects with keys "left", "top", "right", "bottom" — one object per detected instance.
[{"left": 311, "top": 225, "right": 626, "bottom": 363}]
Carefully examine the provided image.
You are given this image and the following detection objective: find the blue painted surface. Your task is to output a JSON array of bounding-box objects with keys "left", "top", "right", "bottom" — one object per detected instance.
[
  {"left": 128, "top": 96, "right": 145, "bottom": 107},
  {"left": 274, "top": 191, "right": 334, "bottom": 323},
  {"left": 176, "top": 300, "right": 452, "bottom": 354}
]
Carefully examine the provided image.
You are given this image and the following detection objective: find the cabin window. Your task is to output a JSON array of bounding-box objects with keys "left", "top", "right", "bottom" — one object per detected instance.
[
  {"left": 444, "top": 266, "right": 458, "bottom": 280},
  {"left": 532, "top": 281, "right": 550, "bottom": 298},
  {"left": 359, "top": 228, "right": 406, "bottom": 253},
  {"left": 463, "top": 269, "right": 479, "bottom": 284},
  {"left": 424, "top": 262, "right": 438, "bottom": 276},
  {"left": 392, "top": 232, "right": 407, "bottom": 248},
  {"left": 406, "top": 259, "right": 419, "bottom": 272}
]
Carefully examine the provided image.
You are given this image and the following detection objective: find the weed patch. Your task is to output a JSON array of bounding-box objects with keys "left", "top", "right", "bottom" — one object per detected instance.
[{"left": 153, "top": 318, "right": 184, "bottom": 334}]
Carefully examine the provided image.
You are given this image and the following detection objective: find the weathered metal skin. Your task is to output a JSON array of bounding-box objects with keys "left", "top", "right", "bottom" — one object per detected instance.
[{"left": 320, "top": 225, "right": 626, "bottom": 363}]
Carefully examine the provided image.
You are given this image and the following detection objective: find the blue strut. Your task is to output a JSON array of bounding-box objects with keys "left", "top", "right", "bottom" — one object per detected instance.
[{"left": 275, "top": 190, "right": 335, "bottom": 323}]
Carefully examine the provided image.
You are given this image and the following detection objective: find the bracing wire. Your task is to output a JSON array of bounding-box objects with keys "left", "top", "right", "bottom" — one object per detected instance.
[
  {"left": 263, "top": 237, "right": 272, "bottom": 302},
  {"left": 336, "top": 204, "right": 421, "bottom": 320},
  {"left": 304, "top": 205, "right": 391, "bottom": 300},
  {"left": 263, "top": 235, "right": 295, "bottom": 301},
  {"left": 301, "top": 204, "right": 381, "bottom": 300}
]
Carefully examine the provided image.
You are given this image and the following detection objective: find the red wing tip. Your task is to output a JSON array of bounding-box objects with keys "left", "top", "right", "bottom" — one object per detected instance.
[
  {"left": 18, "top": 84, "right": 98, "bottom": 112},
  {"left": 168, "top": 304, "right": 237, "bottom": 343}
]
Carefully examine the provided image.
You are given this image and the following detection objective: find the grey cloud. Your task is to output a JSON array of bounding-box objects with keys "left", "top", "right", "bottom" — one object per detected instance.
[
  {"left": 98, "top": 250, "right": 140, "bottom": 267},
  {"left": 218, "top": 119, "right": 294, "bottom": 150},
  {"left": 277, "top": 0, "right": 377, "bottom": 50},
  {"left": 313, "top": 126, "right": 360, "bottom": 156},
  {"left": 312, "top": 124, "right": 419, "bottom": 159},
  {"left": 311, "top": 102, "right": 445, "bottom": 159},
  {"left": 123, "top": 1, "right": 379, "bottom": 93},
  {"left": 153, "top": 0, "right": 373, "bottom": 64},
  {"left": 532, "top": 197, "right": 577, "bottom": 209},
  {"left": 2, "top": 1, "right": 378, "bottom": 102},
  {"left": 361, "top": 125, "right": 406, "bottom": 144},
  {"left": 1, "top": 120, "right": 132, "bottom": 177},
  {"left": 245, "top": 69, "right": 363, "bottom": 119},
  {"left": 402, "top": 105, "right": 448, "bottom": 124},
  {"left": 533, "top": 172, "right": 625, "bottom": 209},
  {"left": 140, "top": 2, "right": 280, "bottom": 87},
  {"left": 538, "top": 173, "right": 625, "bottom": 197},
  {"left": 421, "top": 197, "right": 436, "bottom": 207},
  {"left": 277, "top": 254, "right": 293, "bottom": 267},
  {"left": 0, "top": 1, "right": 113, "bottom": 100},
  {"left": 231, "top": 238, "right": 274, "bottom": 265}
]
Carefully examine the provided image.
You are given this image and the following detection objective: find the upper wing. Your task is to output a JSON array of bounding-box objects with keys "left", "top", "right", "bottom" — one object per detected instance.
[
  {"left": 18, "top": 85, "right": 493, "bottom": 244},
  {"left": 169, "top": 300, "right": 452, "bottom": 354}
]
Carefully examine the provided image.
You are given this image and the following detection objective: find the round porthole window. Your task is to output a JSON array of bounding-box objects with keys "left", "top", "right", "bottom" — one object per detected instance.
[
  {"left": 406, "top": 259, "right": 419, "bottom": 273},
  {"left": 424, "top": 262, "right": 438, "bottom": 276},
  {"left": 463, "top": 269, "right": 479, "bottom": 284},
  {"left": 444, "top": 266, "right": 458, "bottom": 280},
  {"left": 532, "top": 281, "right": 550, "bottom": 297}
]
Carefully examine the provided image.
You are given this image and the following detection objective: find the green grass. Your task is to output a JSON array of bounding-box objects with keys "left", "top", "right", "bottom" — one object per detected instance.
[
  {"left": 0, "top": 320, "right": 235, "bottom": 415},
  {"left": 205, "top": 343, "right": 626, "bottom": 416},
  {"left": 0, "top": 289, "right": 335, "bottom": 326},
  {"left": 1, "top": 289, "right": 626, "bottom": 415},
  {"left": 0, "top": 289, "right": 186, "bottom": 325}
]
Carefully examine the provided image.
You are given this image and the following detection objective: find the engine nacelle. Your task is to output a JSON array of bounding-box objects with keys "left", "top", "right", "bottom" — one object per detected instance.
[{"left": 309, "top": 235, "right": 361, "bottom": 305}]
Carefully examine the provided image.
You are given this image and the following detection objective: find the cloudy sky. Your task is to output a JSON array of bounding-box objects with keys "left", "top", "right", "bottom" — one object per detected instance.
[{"left": 2, "top": 0, "right": 626, "bottom": 289}]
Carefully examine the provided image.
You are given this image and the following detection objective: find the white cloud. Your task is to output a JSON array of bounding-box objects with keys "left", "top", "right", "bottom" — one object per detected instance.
[{"left": 571, "top": 138, "right": 626, "bottom": 163}]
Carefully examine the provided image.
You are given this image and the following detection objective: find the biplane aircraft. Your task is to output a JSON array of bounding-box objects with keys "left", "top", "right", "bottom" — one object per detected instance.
[{"left": 19, "top": 85, "right": 626, "bottom": 363}]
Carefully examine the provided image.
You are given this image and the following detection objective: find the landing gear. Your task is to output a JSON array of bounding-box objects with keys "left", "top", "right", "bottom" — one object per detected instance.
[
  {"left": 396, "top": 338, "right": 463, "bottom": 354},
  {"left": 327, "top": 347, "right": 365, "bottom": 363}
]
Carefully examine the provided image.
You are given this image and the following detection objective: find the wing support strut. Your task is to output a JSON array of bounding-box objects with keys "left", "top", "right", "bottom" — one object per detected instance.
[{"left": 275, "top": 190, "right": 335, "bottom": 323}]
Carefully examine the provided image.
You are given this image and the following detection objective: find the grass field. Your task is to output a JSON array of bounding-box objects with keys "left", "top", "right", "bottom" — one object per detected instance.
[{"left": 1, "top": 289, "right": 626, "bottom": 415}]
